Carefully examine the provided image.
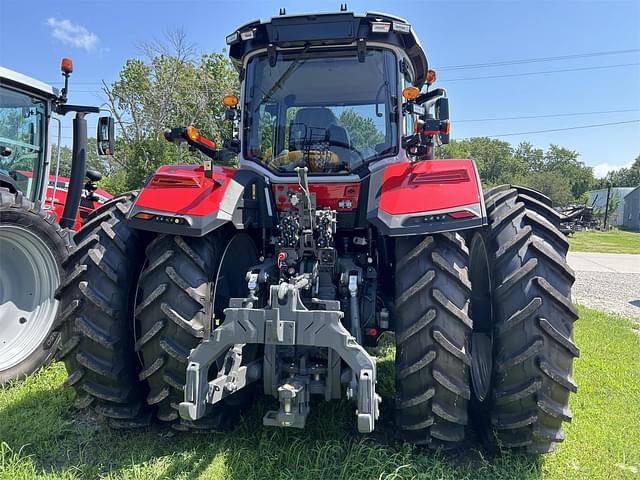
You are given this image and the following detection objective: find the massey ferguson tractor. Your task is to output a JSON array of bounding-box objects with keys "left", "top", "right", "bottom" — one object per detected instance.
[
  {"left": 56, "top": 10, "right": 578, "bottom": 453},
  {"left": 0, "top": 62, "right": 114, "bottom": 383}
]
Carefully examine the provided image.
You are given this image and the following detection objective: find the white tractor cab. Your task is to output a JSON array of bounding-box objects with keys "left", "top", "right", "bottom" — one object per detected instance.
[{"left": 0, "top": 59, "right": 115, "bottom": 384}]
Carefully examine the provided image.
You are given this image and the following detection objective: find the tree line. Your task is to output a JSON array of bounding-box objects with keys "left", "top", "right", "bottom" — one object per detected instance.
[{"left": 64, "top": 32, "right": 637, "bottom": 206}]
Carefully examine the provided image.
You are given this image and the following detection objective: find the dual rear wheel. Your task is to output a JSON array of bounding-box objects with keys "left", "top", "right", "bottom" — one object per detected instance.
[
  {"left": 56, "top": 194, "right": 259, "bottom": 428},
  {"left": 393, "top": 185, "right": 578, "bottom": 453}
]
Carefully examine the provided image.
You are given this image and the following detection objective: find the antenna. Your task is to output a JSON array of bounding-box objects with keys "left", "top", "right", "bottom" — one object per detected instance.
[
  {"left": 279, "top": 7, "right": 286, "bottom": 15},
  {"left": 340, "top": 3, "right": 348, "bottom": 11}
]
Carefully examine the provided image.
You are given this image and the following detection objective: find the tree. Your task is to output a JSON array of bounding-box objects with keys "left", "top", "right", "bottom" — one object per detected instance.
[
  {"left": 50, "top": 139, "right": 109, "bottom": 178},
  {"left": 515, "top": 171, "right": 574, "bottom": 206},
  {"left": 598, "top": 155, "right": 640, "bottom": 187},
  {"left": 436, "top": 139, "right": 595, "bottom": 205},
  {"left": 436, "top": 137, "right": 525, "bottom": 186},
  {"left": 513, "top": 142, "right": 544, "bottom": 173},
  {"left": 101, "top": 29, "right": 239, "bottom": 193},
  {"left": 541, "top": 144, "right": 594, "bottom": 199},
  {"left": 339, "top": 109, "right": 384, "bottom": 151}
]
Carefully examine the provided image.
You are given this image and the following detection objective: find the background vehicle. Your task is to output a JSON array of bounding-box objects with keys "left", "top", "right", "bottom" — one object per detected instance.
[
  {"left": 57, "top": 10, "right": 578, "bottom": 453},
  {"left": 20, "top": 171, "right": 113, "bottom": 229},
  {"left": 0, "top": 62, "right": 113, "bottom": 383}
]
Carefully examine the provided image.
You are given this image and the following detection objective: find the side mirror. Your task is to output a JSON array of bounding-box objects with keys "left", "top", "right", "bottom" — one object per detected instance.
[
  {"left": 435, "top": 97, "right": 450, "bottom": 145},
  {"left": 97, "top": 116, "right": 115, "bottom": 156}
]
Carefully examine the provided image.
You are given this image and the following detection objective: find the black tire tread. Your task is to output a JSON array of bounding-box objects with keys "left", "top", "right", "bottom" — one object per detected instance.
[
  {"left": 394, "top": 233, "right": 472, "bottom": 448},
  {"left": 55, "top": 193, "right": 151, "bottom": 426},
  {"left": 135, "top": 232, "right": 232, "bottom": 429},
  {"left": 484, "top": 185, "right": 579, "bottom": 454}
]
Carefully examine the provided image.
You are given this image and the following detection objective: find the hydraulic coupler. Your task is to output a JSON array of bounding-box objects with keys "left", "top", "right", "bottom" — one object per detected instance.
[{"left": 178, "top": 283, "right": 381, "bottom": 433}]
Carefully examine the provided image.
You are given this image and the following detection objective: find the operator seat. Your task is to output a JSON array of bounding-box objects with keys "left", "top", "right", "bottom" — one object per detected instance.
[{"left": 289, "top": 108, "right": 351, "bottom": 169}]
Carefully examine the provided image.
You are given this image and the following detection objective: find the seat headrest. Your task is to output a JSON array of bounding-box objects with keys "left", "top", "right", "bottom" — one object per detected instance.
[{"left": 293, "top": 108, "right": 338, "bottom": 128}]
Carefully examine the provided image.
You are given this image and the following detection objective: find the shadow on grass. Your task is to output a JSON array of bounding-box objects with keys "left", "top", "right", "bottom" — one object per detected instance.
[{"left": 0, "top": 359, "right": 543, "bottom": 480}]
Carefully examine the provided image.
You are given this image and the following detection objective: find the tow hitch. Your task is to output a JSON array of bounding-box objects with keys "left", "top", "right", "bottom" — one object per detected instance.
[{"left": 179, "top": 283, "right": 381, "bottom": 432}]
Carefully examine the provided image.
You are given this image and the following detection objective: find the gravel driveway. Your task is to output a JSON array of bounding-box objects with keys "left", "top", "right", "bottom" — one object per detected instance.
[{"left": 568, "top": 252, "right": 640, "bottom": 321}]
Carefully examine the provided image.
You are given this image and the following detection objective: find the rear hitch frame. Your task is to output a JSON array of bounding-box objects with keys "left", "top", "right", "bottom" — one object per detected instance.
[{"left": 179, "top": 283, "right": 381, "bottom": 433}]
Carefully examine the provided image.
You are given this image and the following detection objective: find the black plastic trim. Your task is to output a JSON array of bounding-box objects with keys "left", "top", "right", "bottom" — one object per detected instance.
[{"left": 229, "top": 11, "right": 428, "bottom": 87}]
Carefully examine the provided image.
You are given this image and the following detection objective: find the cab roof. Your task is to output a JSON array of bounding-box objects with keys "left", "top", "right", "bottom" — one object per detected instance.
[
  {"left": 227, "top": 11, "right": 429, "bottom": 87},
  {"left": 0, "top": 66, "right": 58, "bottom": 99}
]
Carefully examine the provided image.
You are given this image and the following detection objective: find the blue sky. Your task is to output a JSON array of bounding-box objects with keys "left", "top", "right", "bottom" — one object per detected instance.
[{"left": 1, "top": 0, "right": 639, "bottom": 177}]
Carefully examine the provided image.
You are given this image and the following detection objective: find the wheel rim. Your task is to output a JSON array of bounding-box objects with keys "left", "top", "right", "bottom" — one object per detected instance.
[
  {"left": 469, "top": 234, "right": 493, "bottom": 402},
  {"left": 0, "top": 225, "right": 60, "bottom": 371}
]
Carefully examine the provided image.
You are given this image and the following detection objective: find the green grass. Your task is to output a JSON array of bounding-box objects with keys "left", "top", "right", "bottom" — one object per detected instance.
[
  {"left": 1, "top": 306, "right": 639, "bottom": 479},
  {"left": 569, "top": 229, "right": 640, "bottom": 254}
]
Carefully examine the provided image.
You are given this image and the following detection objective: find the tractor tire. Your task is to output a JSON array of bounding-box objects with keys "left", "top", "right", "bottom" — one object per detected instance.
[
  {"left": 0, "top": 188, "right": 70, "bottom": 384},
  {"left": 394, "top": 233, "right": 472, "bottom": 448},
  {"left": 135, "top": 230, "right": 259, "bottom": 429},
  {"left": 55, "top": 193, "right": 152, "bottom": 427},
  {"left": 475, "top": 185, "right": 579, "bottom": 454}
]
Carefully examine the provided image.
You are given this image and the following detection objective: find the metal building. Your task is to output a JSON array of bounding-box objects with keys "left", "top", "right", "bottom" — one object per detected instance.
[
  {"left": 622, "top": 186, "right": 640, "bottom": 231},
  {"left": 587, "top": 187, "right": 634, "bottom": 226}
]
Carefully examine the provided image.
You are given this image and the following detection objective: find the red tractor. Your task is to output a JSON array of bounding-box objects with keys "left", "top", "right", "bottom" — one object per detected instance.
[
  {"left": 0, "top": 62, "right": 114, "bottom": 383},
  {"left": 57, "top": 10, "right": 578, "bottom": 453}
]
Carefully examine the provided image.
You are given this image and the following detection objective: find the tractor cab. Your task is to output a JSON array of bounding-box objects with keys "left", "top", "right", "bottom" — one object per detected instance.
[
  {"left": 0, "top": 64, "right": 115, "bottom": 229},
  {"left": 242, "top": 46, "right": 399, "bottom": 174},
  {"left": 226, "top": 11, "right": 446, "bottom": 177},
  {"left": 0, "top": 62, "right": 116, "bottom": 385},
  {"left": 0, "top": 68, "right": 58, "bottom": 203}
]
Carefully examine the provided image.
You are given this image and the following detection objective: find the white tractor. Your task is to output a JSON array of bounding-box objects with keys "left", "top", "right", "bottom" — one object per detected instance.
[{"left": 0, "top": 59, "right": 114, "bottom": 383}]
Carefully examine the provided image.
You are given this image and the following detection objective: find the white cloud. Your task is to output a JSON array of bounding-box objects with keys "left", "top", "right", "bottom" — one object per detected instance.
[
  {"left": 592, "top": 161, "right": 634, "bottom": 179},
  {"left": 46, "top": 17, "right": 99, "bottom": 51}
]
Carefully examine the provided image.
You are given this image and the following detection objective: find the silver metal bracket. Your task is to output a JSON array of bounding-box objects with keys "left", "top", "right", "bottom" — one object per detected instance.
[
  {"left": 263, "top": 378, "right": 309, "bottom": 429},
  {"left": 179, "top": 284, "right": 381, "bottom": 433},
  {"left": 205, "top": 349, "right": 262, "bottom": 405}
]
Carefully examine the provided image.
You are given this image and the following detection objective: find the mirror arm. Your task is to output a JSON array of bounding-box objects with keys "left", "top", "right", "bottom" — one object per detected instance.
[
  {"left": 57, "top": 104, "right": 100, "bottom": 115},
  {"left": 189, "top": 141, "right": 219, "bottom": 160},
  {"left": 164, "top": 128, "right": 220, "bottom": 161},
  {"left": 414, "top": 88, "right": 447, "bottom": 106}
]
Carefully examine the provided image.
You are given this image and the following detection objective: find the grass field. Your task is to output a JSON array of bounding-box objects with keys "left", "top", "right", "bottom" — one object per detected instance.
[
  {"left": 1, "top": 306, "right": 639, "bottom": 480},
  {"left": 569, "top": 229, "right": 640, "bottom": 254}
]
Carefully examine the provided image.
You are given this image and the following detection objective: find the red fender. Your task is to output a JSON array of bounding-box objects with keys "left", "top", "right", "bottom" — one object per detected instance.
[
  {"left": 367, "top": 159, "right": 486, "bottom": 236},
  {"left": 127, "top": 164, "right": 268, "bottom": 236}
]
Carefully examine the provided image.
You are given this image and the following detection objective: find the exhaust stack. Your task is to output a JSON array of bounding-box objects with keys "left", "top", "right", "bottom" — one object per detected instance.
[{"left": 59, "top": 112, "right": 87, "bottom": 229}]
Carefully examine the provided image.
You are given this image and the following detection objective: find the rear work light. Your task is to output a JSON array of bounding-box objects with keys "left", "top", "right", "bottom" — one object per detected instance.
[
  {"left": 226, "top": 32, "right": 239, "bottom": 45},
  {"left": 426, "top": 69, "right": 437, "bottom": 85},
  {"left": 371, "top": 22, "right": 391, "bottom": 33},
  {"left": 240, "top": 29, "right": 256, "bottom": 40},
  {"left": 392, "top": 22, "right": 411, "bottom": 33}
]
